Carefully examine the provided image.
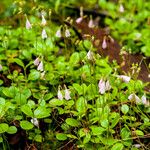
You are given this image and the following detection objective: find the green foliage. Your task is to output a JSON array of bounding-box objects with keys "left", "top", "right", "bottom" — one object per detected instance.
[{"left": 0, "top": 0, "right": 149, "bottom": 149}]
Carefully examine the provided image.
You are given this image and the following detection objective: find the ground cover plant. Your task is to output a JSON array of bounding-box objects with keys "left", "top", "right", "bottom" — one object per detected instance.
[{"left": 0, "top": 0, "right": 150, "bottom": 150}]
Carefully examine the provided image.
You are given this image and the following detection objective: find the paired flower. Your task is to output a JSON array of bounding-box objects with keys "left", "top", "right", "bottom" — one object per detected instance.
[
  {"left": 26, "top": 18, "right": 32, "bottom": 30},
  {"left": 57, "top": 86, "right": 71, "bottom": 100},
  {"left": 117, "top": 75, "right": 131, "bottom": 83},
  {"left": 128, "top": 94, "right": 149, "bottom": 106},
  {"left": 98, "top": 79, "right": 111, "bottom": 94}
]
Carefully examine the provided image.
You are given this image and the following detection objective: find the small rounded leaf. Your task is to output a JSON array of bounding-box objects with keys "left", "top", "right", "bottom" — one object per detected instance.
[
  {"left": 56, "top": 133, "right": 67, "bottom": 141},
  {"left": 20, "top": 121, "right": 34, "bottom": 130}
]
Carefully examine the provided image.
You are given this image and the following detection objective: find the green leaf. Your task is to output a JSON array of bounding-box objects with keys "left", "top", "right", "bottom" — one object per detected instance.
[
  {"left": 28, "top": 70, "right": 40, "bottom": 81},
  {"left": 83, "top": 133, "right": 91, "bottom": 144},
  {"left": 56, "top": 133, "right": 67, "bottom": 141},
  {"left": 101, "top": 119, "right": 109, "bottom": 128},
  {"left": 49, "top": 99, "right": 64, "bottom": 106},
  {"left": 90, "top": 126, "right": 105, "bottom": 135},
  {"left": 121, "top": 104, "right": 129, "bottom": 114},
  {"left": 0, "top": 97, "right": 5, "bottom": 105},
  {"left": 111, "top": 143, "right": 124, "bottom": 150},
  {"left": 121, "top": 127, "right": 131, "bottom": 139},
  {"left": 44, "top": 93, "right": 53, "bottom": 101},
  {"left": 135, "top": 130, "right": 144, "bottom": 136},
  {"left": 78, "top": 128, "right": 86, "bottom": 138},
  {"left": 7, "top": 126, "right": 17, "bottom": 134},
  {"left": 0, "top": 137, "right": 3, "bottom": 143},
  {"left": 0, "top": 123, "right": 9, "bottom": 133},
  {"left": 111, "top": 113, "right": 120, "bottom": 128},
  {"left": 34, "top": 135, "right": 42, "bottom": 142},
  {"left": 15, "top": 93, "right": 27, "bottom": 105},
  {"left": 69, "top": 52, "right": 80, "bottom": 66},
  {"left": 73, "top": 83, "right": 83, "bottom": 95},
  {"left": 66, "top": 118, "right": 80, "bottom": 127},
  {"left": 34, "top": 106, "right": 50, "bottom": 119},
  {"left": 13, "top": 58, "right": 24, "bottom": 68},
  {"left": 21, "top": 104, "right": 33, "bottom": 117},
  {"left": 3, "top": 86, "right": 18, "bottom": 98},
  {"left": 20, "top": 121, "right": 34, "bottom": 130},
  {"left": 76, "top": 97, "right": 87, "bottom": 114}
]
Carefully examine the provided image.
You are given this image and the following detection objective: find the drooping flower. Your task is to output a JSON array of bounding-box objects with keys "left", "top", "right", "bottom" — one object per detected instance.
[
  {"left": 102, "top": 37, "right": 107, "bottom": 49},
  {"left": 65, "top": 29, "right": 71, "bottom": 37},
  {"left": 117, "top": 75, "right": 131, "bottom": 83},
  {"left": 98, "top": 79, "right": 106, "bottom": 94},
  {"left": 76, "top": 17, "right": 83, "bottom": 24},
  {"left": 42, "top": 29, "right": 47, "bottom": 39},
  {"left": 88, "top": 19, "right": 95, "bottom": 28},
  {"left": 64, "top": 88, "right": 71, "bottom": 100},
  {"left": 55, "top": 28, "right": 62, "bottom": 38},
  {"left": 128, "top": 94, "right": 141, "bottom": 103},
  {"left": 119, "top": 4, "right": 124, "bottom": 13},
  {"left": 76, "top": 7, "right": 83, "bottom": 24},
  {"left": 31, "top": 118, "right": 39, "bottom": 128},
  {"left": 41, "top": 14, "right": 47, "bottom": 26},
  {"left": 37, "top": 61, "right": 44, "bottom": 72},
  {"left": 141, "top": 94, "right": 149, "bottom": 106},
  {"left": 128, "top": 94, "right": 149, "bottom": 106},
  {"left": 87, "top": 50, "right": 94, "bottom": 61},
  {"left": 34, "top": 57, "right": 40, "bottom": 66},
  {"left": 57, "top": 89, "right": 63, "bottom": 100},
  {"left": 98, "top": 79, "right": 111, "bottom": 94},
  {"left": 26, "top": 18, "right": 32, "bottom": 29},
  {"left": 105, "top": 80, "right": 111, "bottom": 91},
  {"left": 0, "top": 64, "right": 3, "bottom": 71}
]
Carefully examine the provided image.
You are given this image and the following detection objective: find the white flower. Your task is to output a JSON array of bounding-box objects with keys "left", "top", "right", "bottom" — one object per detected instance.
[
  {"left": 57, "top": 89, "right": 63, "bottom": 100},
  {"left": 102, "top": 37, "right": 107, "bottom": 49},
  {"left": 141, "top": 95, "right": 149, "bottom": 106},
  {"left": 26, "top": 18, "right": 32, "bottom": 29},
  {"left": 55, "top": 29, "right": 62, "bottom": 38},
  {"left": 105, "top": 80, "right": 111, "bottom": 91},
  {"left": 0, "top": 64, "right": 2, "bottom": 71},
  {"left": 117, "top": 75, "right": 131, "bottom": 83},
  {"left": 98, "top": 79, "right": 111, "bottom": 94},
  {"left": 119, "top": 4, "right": 124, "bottom": 13},
  {"left": 87, "top": 50, "right": 94, "bottom": 60},
  {"left": 65, "top": 88, "right": 71, "bottom": 100},
  {"left": 37, "top": 61, "right": 44, "bottom": 72},
  {"left": 42, "top": 29, "right": 47, "bottom": 39},
  {"left": 34, "top": 57, "right": 40, "bottom": 66},
  {"left": 76, "top": 17, "right": 83, "bottom": 24},
  {"left": 88, "top": 19, "right": 95, "bottom": 28},
  {"left": 41, "top": 14, "right": 47, "bottom": 26},
  {"left": 133, "top": 144, "right": 141, "bottom": 148},
  {"left": 128, "top": 94, "right": 141, "bottom": 103},
  {"left": 98, "top": 79, "right": 106, "bottom": 94},
  {"left": 65, "top": 29, "right": 71, "bottom": 37},
  {"left": 31, "top": 118, "right": 39, "bottom": 128}
]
